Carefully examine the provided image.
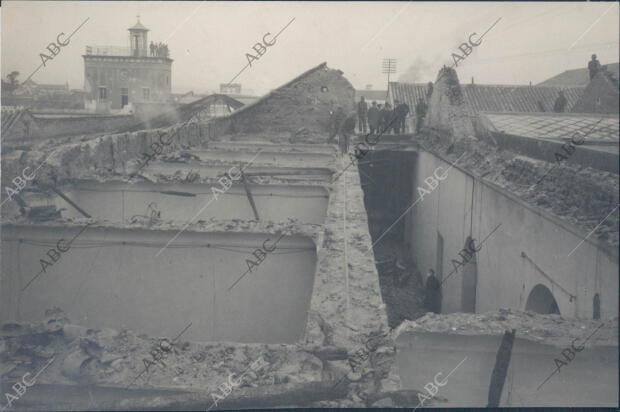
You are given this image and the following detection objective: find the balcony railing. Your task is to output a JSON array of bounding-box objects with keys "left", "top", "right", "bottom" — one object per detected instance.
[{"left": 85, "top": 45, "right": 148, "bottom": 57}]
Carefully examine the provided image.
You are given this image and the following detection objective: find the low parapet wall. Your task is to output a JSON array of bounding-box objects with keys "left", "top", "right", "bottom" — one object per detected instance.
[
  {"left": 395, "top": 331, "right": 618, "bottom": 407},
  {"left": 3, "top": 113, "right": 138, "bottom": 142},
  {"left": 491, "top": 131, "right": 618, "bottom": 174}
]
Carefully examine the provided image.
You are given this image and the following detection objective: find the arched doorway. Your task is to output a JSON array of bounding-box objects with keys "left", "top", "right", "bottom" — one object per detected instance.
[
  {"left": 461, "top": 237, "right": 477, "bottom": 313},
  {"left": 525, "top": 284, "right": 560, "bottom": 315},
  {"left": 593, "top": 294, "right": 601, "bottom": 319}
]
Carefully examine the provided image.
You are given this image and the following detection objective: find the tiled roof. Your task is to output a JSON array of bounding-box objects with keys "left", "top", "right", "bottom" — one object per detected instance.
[
  {"left": 389, "top": 82, "right": 584, "bottom": 113},
  {"left": 538, "top": 63, "right": 619, "bottom": 87},
  {"left": 126, "top": 94, "right": 245, "bottom": 131},
  {"left": 482, "top": 112, "right": 619, "bottom": 143},
  {"left": 388, "top": 82, "right": 428, "bottom": 108},
  {"left": 1, "top": 107, "right": 27, "bottom": 137}
]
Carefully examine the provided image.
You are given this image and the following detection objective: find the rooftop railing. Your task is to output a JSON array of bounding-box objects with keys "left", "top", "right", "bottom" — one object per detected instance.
[{"left": 85, "top": 46, "right": 147, "bottom": 57}]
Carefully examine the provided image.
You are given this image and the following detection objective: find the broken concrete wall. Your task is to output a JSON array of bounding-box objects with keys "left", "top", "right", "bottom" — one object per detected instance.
[
  {"left": 395, "top": 331, "right": 617, "bottom": 407},
  {"left": 0, "top": 116, "right": 227, "bottom": 191},
  {"left": 425, "top": 67, "right": 476, "bottom": 140},
  {"left": 394, "top": 311, "right": 618, "bottom": 407},
  {"left": 2, "top": 113, "right": 138, "bottom": 142},
  {"left": 487, "top": 130, "right": 619, "bottom": 174}
]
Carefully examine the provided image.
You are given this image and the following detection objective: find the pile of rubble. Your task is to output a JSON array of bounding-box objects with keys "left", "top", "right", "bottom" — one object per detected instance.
[
  {"left": 0, "top": 309, "right": 322, "bottom": 393},
  {"left": 417, "top": 131, "right": 619, "bottom": 247}
]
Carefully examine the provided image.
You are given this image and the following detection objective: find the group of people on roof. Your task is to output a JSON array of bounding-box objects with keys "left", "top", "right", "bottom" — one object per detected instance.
[
  {"left": 328, "top": 97, "right": 422, "bottom": 155},
  {"left": 356, "top": 97, "right": 410, "bottom": 135}
]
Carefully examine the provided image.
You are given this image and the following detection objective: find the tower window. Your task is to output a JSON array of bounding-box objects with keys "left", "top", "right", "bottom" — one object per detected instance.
[
  {"left": 99, "top": 87, "right": 107, "bottom": 101},
  {"left": 142, "top": 88, "right": 150, "bottom": 100}
]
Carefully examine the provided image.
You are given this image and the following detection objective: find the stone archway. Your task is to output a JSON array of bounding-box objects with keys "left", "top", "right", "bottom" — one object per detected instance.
[{"left": 525, "top": 284, "right": 560, "bottom": 315}]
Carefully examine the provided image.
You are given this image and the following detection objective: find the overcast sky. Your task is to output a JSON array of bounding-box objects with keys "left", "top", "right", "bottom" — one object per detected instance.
[{"left": 2, "top": 1, "right": 619, "bottom": 95}]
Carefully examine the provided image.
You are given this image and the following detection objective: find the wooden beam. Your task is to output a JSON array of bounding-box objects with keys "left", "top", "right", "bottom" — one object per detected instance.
[
  {"left": 240, "top": 170, "right": 260, "bottom": 221},
  {"left": 44, "top": 185, "right": 91, "bottom": 218},
  {"left": 487, "top": 329, "right": 516, "bottom": 407}
]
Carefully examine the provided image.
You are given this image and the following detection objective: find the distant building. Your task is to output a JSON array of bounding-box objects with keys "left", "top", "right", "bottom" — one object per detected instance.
[
  {"left": 220, "top": 83, "right": 242, "bottom": 94},
  {"left": 83, "top": 17, "right": 173, "bottom": 113},
  {"left": 3, "top": 79, "right": 84, "bottom": 110},
  {"left": 537, "top": 62, "right": 619, "bottom": 88},
  {"left": 355, "top": 88, "right": 387, "bottom": 106}
]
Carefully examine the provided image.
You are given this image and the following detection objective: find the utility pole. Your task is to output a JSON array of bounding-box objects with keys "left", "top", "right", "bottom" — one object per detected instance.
[{"left": 382, "top": 58, "right": 397, "bottom": 101}]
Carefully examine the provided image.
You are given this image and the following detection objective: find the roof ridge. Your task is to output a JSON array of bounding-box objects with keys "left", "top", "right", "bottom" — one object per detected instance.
[{"left": 217, "top": 62, "right": 329, "bottom": 119}]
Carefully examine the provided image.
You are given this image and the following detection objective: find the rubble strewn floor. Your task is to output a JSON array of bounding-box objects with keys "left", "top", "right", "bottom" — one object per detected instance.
[{"left": 369, "top": 235, "right": 426, "bottom": 328}]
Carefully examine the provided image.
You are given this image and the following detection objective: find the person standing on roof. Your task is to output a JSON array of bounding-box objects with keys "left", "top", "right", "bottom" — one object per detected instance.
[
  {"left": 415, "top": 100, "right": 428, "bottom": 134},
  {"left": 553, "top": 90, "right": 568, "bottom": 113},
  {"left": 357, "top": 96, "right": 368, "bottom": 133},
  {"left": 328, "top": 106, "right": 346, "bottom": 144},
  {"left": 424, "top": 269, "right": 442, "bottom": 314},
  {"left": 367, "top": 101, "right": 380, "bottom": 134},
  {"left": 380, "top": 102, "right": 393, "bottom": 134},
  {"left": 395, "top": 100, "right": 410, "bottom": 134},
  {"left": 339, "top": 111, "right": 357, "bottom": 155},
  {"left": 588, "top": 54, "right": 601, "bottom": 80}
]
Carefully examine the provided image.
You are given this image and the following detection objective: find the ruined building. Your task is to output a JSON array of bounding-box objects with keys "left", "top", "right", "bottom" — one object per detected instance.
[{"left": 0, "top": 62, "right": 617, "bottom": 408}]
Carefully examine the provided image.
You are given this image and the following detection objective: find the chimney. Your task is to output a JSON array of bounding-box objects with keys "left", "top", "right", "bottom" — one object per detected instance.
[{"left": 471, "top": 77, "right": 474, "bottom": 85}]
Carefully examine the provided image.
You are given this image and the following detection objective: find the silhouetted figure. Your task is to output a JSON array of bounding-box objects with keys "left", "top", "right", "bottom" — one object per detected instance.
[
  {"left": 553, "top": 90, "right": 567, "bottom": 113},
  {"left": 426, "top": 81, "right": 434, "bottom": 99},
  {"left": 588, "top": 54, "right": 601, "bottom": 80},
  {"left": 415, "top": 101, "right": 428, "bottom": 133},
  {"left": 339, "top": 112, "right": 357, "bottom": 155},
  {"left": 328, "top": 106, "right": 346, "bottom": 143},
  {"left": 380, "top": 102, "right": 393, "bottom": 134},
  {"left": 395, "top": 100, "right": 410, "bottom": 134},
  {"left": 357, "top": 96, "right": 368, "bottom": 133},
  {"left": 150, "top": 41, "right": 155, "bottom": 56},
  {"left": 367, "top": 101, "right": 380, "bottom": 134},
  {"left": 424, "top": 269, "right": 442, "bottom": 313}
]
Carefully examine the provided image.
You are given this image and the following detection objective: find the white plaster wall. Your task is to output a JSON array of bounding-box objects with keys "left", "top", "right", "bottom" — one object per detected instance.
[
  {"left": 396, "top": 332, "right": 618, "bottom": 407},
  {"left": 408, "top": 151, "right": 619, "bottom": 318},
  {"left": 52, "top": 181, "right": 329, "bottom": 226},
  {"left": 1, "top": 226, "right": 317, "bottom": 343}
]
